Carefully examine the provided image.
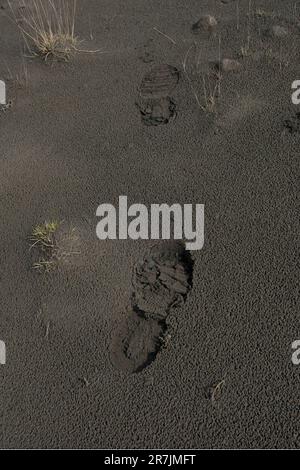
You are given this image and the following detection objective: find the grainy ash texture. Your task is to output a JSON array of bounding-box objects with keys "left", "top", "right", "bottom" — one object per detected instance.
[{"left": 0, "top": 0, "right": 299, "bottom": 448}]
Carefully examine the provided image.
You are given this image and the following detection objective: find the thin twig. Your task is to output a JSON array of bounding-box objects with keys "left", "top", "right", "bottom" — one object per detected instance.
[
  {"left": 236, "top": 0, "right": 240, "bottom": 31},
  {"left": 211, "top": 379, "right": 225, "bottom": 403},
  {"left": 183, "top": 44, "right": 205, "bottom": 112},
  {"left": 218, "top": 35, "right": 222, "bottom": 97},
  {"left": 153, "top": 26, "right": 177, "bottom": 45},
  {"left": 45, "top": 321, "right": 50, "bottom": 339}
]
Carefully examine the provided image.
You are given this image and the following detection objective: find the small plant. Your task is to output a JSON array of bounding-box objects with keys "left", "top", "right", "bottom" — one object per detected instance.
[
  {"left": 183, "top": 42, "right": 221, "bottom": 114},
  {"left": 240, "top": 0, "right": 253, "bottom": 58},
  {"left": 264, "top": 46, "right": 289, "bottom": 69},
  {"left": 202, "top": 74, "right": 219, "bottom": 113},
  {"left": 16, "top": 57, "right": 29, "bottom": 88},
  {"left": 3, "top": 54, "right": 29, "bottom": 89},
  {"left": 254, "top": 8, "right": 275, "bottom": 19},
  {"left": 31, "top": 221, "right": 59, "bottom": 249},
  {"left": 30, "top": 221, "right": 80, "bottom": 271},
  {"left": 30, "top": 221, "right": 60, "bottom": 271},
  {"left": 240, "top": 44, "right": 251, "bottom": 58},
  {"left": 8, "top": 0, "right": 79, "bottom": 61}
]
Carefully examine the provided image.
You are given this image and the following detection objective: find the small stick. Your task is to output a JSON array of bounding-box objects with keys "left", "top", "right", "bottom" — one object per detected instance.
[
  {"left": 45, "top": 321, "right": 50, "bottom": 339},
  {"left": 211, "top": 379, "right": 225, "bottom": 403},
  {"left": 247, "top": 0, "right": 252, "bottom": 51},
  {"left": 279, "top": 43, "right": 283, "bottom": 71},
  {"left": 88, "top": 14, "right": 94, "bottom": 40},
  {"left": 153, "top": 27, "right": 177, "bottom": 45},
  {"left": 218, "top": 35, "right": 222, "bottom": 97},
  {"left": 183, "top": 45, "right": 205, "bottom": 112},
  {"left": 82, "top": 377, "right": 90, "bottom": 387},
  {"left": 202, "top": 75, "right": 208, "bottom": 108}
]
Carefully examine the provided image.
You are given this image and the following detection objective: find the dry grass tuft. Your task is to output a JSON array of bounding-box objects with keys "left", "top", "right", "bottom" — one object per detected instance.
[
  {"left": 254, "top": 8, "right": 275, "bottom": 19},
  {"left": 183, "top": 42, "right": 221, "bottom": 114},
  {"left": 30, "top": 220, "right": 60, "bottom": 271},
  {"left": 8, "top": 0, "right": 80, "bottom": 61},
  {"left": 30, "top": 221, "right": 80, "bottom": 271},
  {"left": 31, "top": 220, "right": 59, "bottom": 249}
]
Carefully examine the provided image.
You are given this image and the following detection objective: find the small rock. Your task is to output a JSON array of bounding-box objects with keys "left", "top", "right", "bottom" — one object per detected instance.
[
  {"left": 272, "top": 25, "right": 289, "bottom": 38},
  {"left": 192, "top": 15, "right": 217, "bottom": 33},
  {"left": 220, "top": 58, "right": 241, "bottom": 72}
]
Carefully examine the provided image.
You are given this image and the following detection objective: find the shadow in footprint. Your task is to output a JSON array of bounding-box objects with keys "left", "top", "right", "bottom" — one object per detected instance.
[
  {"left": 111, "top": 310, "right": 167, "bottom": 374},
  {"left": 284, "top": 112, "right": 300, "bottom": 134},
  {"left": 111, "top": 241, "right": 194, "bottom": 373},
  {"left": 132, "top": 241, "right": 193, "bottom": 320},
  {"left": 136, "top": 64, "right": 180, "bottom": 126},
  {"left": 137, "top": 97, "right": 177, "bottom": 127}
]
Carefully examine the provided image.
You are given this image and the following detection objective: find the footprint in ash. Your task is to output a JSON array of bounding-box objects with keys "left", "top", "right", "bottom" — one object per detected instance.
[
  {"left": 136, "top": 64, "right": 180, "bottom": 126},
  {"left": 111, "top": 311, "right": 167, "bottom": 374},
  {"left": 111, "top": 241, "right": 194, "bottom": 373}
]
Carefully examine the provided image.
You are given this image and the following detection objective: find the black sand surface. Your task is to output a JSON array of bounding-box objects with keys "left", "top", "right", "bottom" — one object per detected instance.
[{"left": 0, "top": 0, "right": 299, "bottom": 448}]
